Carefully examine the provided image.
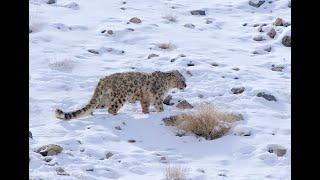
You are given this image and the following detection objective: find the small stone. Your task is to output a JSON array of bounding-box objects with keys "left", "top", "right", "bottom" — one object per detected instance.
[
  {"left": 253, "top": 35, "right": 264, "bottom": 41},
  {"left": 56, "top": 167, "right": 70, "bottom": 176},
  {"left": 242, "top": 23, "right": 248, "bottom": 26},
  {"left": 158, "top": 43, "right": 171, "bottom": 49},
  {"left": 232, "top": 67, "right": 240, "bottom": 71},
  {"left": 257, "top": 92, "right": 277, "bottom": 101},
  {"left": 47, "top": 0, "right": 57, "bottom": 4},
  {"left": 274, "top": 18, "right": 284, "bottom": 26},
  {"left": 283, "top": 22, "right": 291, "bottom": 27},
  {"left": 176, "top": 132, "right": 186, "bottom": 137},
  {"left": 271, "top": 65, "right": 284, "bottom": 72},
  {"left": 253, "top": 24, "right": 260, "bottom": 27},
  {"left": 128, "top": 139, "right": 136, "bottom": 143},
  {"left": 107, "top": 30, "right": 113, "bottom": 35},
  {"left": 186, "top": 70, "right": 192, "bottom": 76},
  {"left": 122, "top": 1, "right": 127, "bottom": 4},
  {"left": 106, "top": 152, "right": 114, "bottom": 159},
  {"left": 147, "top": 54, "right": 159, "bottom": 59},
  {"left": 29, "top": 131, "right": 33, "bottom": 139},
  {"left": 162, "top": 116, "right": 179, "bottom": 126},
  {"left": 249, "top": 0, "right": 266, "bottom": 8},
  {"left": 197, "top": 169, "right": 206, "bottom": 173},
  {"left": 129, "top": 17, "right": 142, "bottom": 24},
  {"left": 267, "top": 28, "right": 276, "bottom": 38},
  {"left": 114, "top": 126, "right": 122, "bottom": 130},
  {"left": 282, "top": 36, "right": 291, "bottom": 47},
  {"left": 170, "top": 58, "right": 176, "bottom": 62},
  {"left": 101, "top": 30, "right": 106, "bottom": 33},
  {"left": 231, "top": 87, "right": 245, "bottom": 94},
  {"left": 43, "top": 157, "right": 52, "bottom": 162},
  {"left": 163, "top": 95, "right": 174, "bottom": 106},
  {"left": 179, "top": 54, "right": 186, "bottom": 57},
  {"left": 234, "top": 77, "right": 239, "bottom": 80},
  {"left": 120, "top": 7, "right": 126, "bottom": 10},
  {"left": 160, "top": 156, "right": 166, "bottom": 161},
  {"left": 86, "top": 168, "right": 94, "bottom": 171},
  {"left": 198, "top": 94, "right": 204, "bottom": 98},
  {"left": 176, "top": 100, "right": 193, "bottom": 109},
  {"left": 288, "top": 1, "right": 291, "bottom": 8},
  {"left": 190, "top": 10, "right": 206, "bottom": 16},
  {"left": 206, "top": 19, "right": 213, "bottom": 24},
  {"left": 184, "top": 23, "right": 195, "bottom": 29},
  {"left": 88, "top": 49, "right": 99, "bottom": 54},
  {"left": 80, "top": 148, "right": 85, "bottom": 152},
  {"left": 126, "top": 28, "right": 135, "bottom": 31},
  {"left": 264, "top": 46, "right": 272, "bottom": 52},
  {"left": 211, "top": 62, "right": 219, "bottom": 66},
  {"left": 37, "top": 144, "right": 63, "bottom": 156},
  {"left": 187, "top": 61, "right": 195, "bottom": 66},
  {"left": 267, "top": 145, "right": 287, "bottom": 157}
]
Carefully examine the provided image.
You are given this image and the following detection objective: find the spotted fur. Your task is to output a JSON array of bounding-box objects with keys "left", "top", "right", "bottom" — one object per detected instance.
[{"left": 55, "top": 70, "right": 186, "bottom": 120}]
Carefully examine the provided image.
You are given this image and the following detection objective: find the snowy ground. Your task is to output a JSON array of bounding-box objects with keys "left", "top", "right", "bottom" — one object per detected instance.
[{"left": 29, "top": 0, "right": 291, "bottom": 179}]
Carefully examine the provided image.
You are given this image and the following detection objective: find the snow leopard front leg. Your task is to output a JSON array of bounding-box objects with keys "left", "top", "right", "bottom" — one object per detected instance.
[{"left": 153, "top": 93, "right": 164, "bottom": 112}]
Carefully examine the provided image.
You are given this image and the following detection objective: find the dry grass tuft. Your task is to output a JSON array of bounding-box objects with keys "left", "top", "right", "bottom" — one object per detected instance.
[
  {"left": 164, "top": 165, "right": 188, "bottom": 180},
  {"left": 172, "top": 104, "right": 241, "bottom": 140}
]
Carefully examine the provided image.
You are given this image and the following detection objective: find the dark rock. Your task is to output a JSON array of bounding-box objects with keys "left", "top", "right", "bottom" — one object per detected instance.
[
  {"left": 126, "top": 28, "right": 135, "bottom": 31},
  {"left": 122, "top": 1, "right": 127, "bottom": 4},
  {"left": 170, "top": 58, "right": 176, "bottom": 62},
  {"left": 176, "top": 100, "right": 193, "bottom": 109},
  {"left": 88, "top": 49, "right": 99, "bottom": 54},
  {"left": 187, "top": 62, "right": 195, "bottom": 66},
  {"left": 147, "top": 54, "right": 159, "bottom": 59},
  {"left": 211, "top": 62, "right": 219, "bottom": 66},
  {"left": 106, "top": 152, "right": 114, "bottom": 159},
  {"left": 267, "top": 28, "right": 276, "bottom": 38},
  {"left": 47, "top": 0, "right": 57, "bottom": 4},
  {"left": 288, "top": 1, "right": 291, "bottom": 8},
  {"left": 271, "top": 65, "right": 284, "bottom": 72},
  {"left": 264, "top": 46, "right": 272, "bottom": 52},
  {"left": 44, "top": 157, "right": 52, "bottom": 162},
  {"left": 198, "top": 94, "right": 204, "bottom": 98},
  {"left": 231, "top": 87, "right": 245, "bottom": 94},
  {"left": 283, "top": 22, "right": 291, "bottom": 27},
  {"left": 232, "top": 67, "right": 240, "bottom": 71},
  {"left": 249, "top": 0, "right": 265, "bottom": 8},
  {"left": 107, "top": 30, "right": 113, "bottom": 35},
  {"left": 36, "top": 144, "right": 63, "bottom": 156},
  {"left": 282, "top": 36, "right": 291, "bottom": 47},
  {"left": 129, "top": 17, "right": 142, "bottom": 24},
  {"left": 206, "top": 19, "right": 213, "bottom": 24},
  {"left": 101, "top": 30, "right": 106, "bottom": 33},
  {"left": 86, "top": 168, "right": 94, "bottom": 171},
  {"left": 114, "top": 126, "right": 122, "bottom": 130},
  {"left": 29, "top": 131, "right": 33, "bottom": 139},
  {"left": 64, "top": 2, "right": 79, "bottom": 10},
  {"left": 179, "top": 54, "right": 186, "bottom": 57},
  {"left": 253, "top": 24, "right": 260, "bottom": 27},
  {"left": 56, "top": 167, "right": 69, "bottom": 176},
  {"left": 128, "top": 139, "right": 136, "bottom": 143},
  {"left": 257, "top": 92, "right": 277, "bottom": 101},
  {"left": 242, "top": 23, "right": 248, "bottom": 26},
  {"left": 190, "top": 10, "right": 206, "bottom": 16},
  {"left": 163, "top": 95, "right": 174, "bottom": 105},
  {"left": 120, "top": 7, "right": 126, "bottom": 10}
]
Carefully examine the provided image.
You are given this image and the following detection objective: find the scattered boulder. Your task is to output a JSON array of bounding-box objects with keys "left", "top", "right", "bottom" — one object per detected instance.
[
  {"left": 267, "top": 144, "right": 287, "bottom": 157},
  {"left": 187, "top": 61, "right": 195, "bottom": 66},
  {"left": 128, "top": 139, "right": 136, "bottom": 143},
  {"left": 147, "top": 54, "right": 159, "bottom": 59},
  {"left": 206, "top": 18, "right": 213, "bottom": 24},
  {"left": 253, "top": 35, "right": 264, "bottom": 41},
  {"left": 176, "top": 100, "right": 193, "bottom": 109},
  {"left": 36, "top": 144, "right": 63, "bottom": 156},
  {"left": 29, "top": 131, "right": 33, "bottom": 139},
  {"left": 163, "top": 95, "right": 174, "bottom": 106},
  {"left": 198, "top": 94, "right": 204, "bottom": 98},
  {"left": 170, "top": 58, "right": 176, "bottom": 62},
  {"left": 122, "top": 1, "right": 127, "bottom": 4},
  {"left": 274, "top": 18, "right": 284, "bottom": 26},
  {"left": 47, "top": 0, "right": 57, "bottom": 4},
  {"left": 257, "top": 92, "right": 277, "bottom": 101},
  {"left": 114, "top": 126, "right": 122, "bottom": 130},
  {"left": 253, "top": 24, "right": 260, "bottom": 27},
  {"left": 211, "top": 62, "right": 219, "bottom": 66},
  {"left": 232, "top": 67, "right": 240, "bottom": 71},
  {"left": 56, "top": 167, "right": 70, "bottom": 176},
  {"left": 190, "top": 10, "right": 206, "bottom": 16},
  {"left": 231, "top": 87, "right": 245, "bottom": 94},
  {"left": 271, "top": 65, "right": 284, "bottom": 72},
  {"left": 86, "top": 168, "right": 94, "bottom": 172},
  {"left": 234, "top": 130, "right": 251, "bottom": 136},
  {"left": 267, "top": 28, "right": 276, "bottom": 38},
  {"left": 158, "top": 43, "right": 171, "bottom": 49},
  {"left": 283, "top": 22, "right": 291, "bottom": 27},
  {"left": 126, "top": 28, "right": 135, "bottom": 31},
  {"left": 249, "top": 0, "right": 265, "bottom": 8},
  {"left": 107, "top": 30, "right": 113, "bottom": 35},
  {"left": 179, "top": 54, "right": 186, "bottom": 57},
  {"left": 288, "top": 1, "right": 291, "bottom": 8},
  {"left": 197, "top": 169, "right": 206, "bottom": 173},
  {"left": 106, "top": 152, "right": 114, "bottom": 159},
  {"left": 120, "top": 7, "right": 126, "bottom": 10},
  {"left": 88, "top": 49, "right": 99, "bottom": 54},
  {"left": 129, "top": 17, "right": 142, "bottom": 24},
  {"left": 162, "top": 115, "right": 179, "bottom": 126},
  {"left": 43, "top": 157, "right": 52, "bottom": 162},
  {"left": 282, "top": 36, "right": 291, "bottom": 47},
  {"left": 184, "top": 23, "right": 195, "bottom": 29},
  {"left": 242, "top": 23, "right": 248, "bottom": 26},
  {"left": 264, "top": 46, "right": 272, "bottom": 52}
]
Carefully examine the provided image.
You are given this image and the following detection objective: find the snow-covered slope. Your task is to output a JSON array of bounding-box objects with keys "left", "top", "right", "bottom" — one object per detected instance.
[{"left": 29, "top": 0, "right": 291, "bottom": 179}]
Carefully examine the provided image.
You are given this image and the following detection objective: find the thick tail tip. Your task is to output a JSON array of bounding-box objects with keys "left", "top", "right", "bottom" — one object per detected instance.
[{"left": 55, "top": 109, "right": 67, "bottom": 120}]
